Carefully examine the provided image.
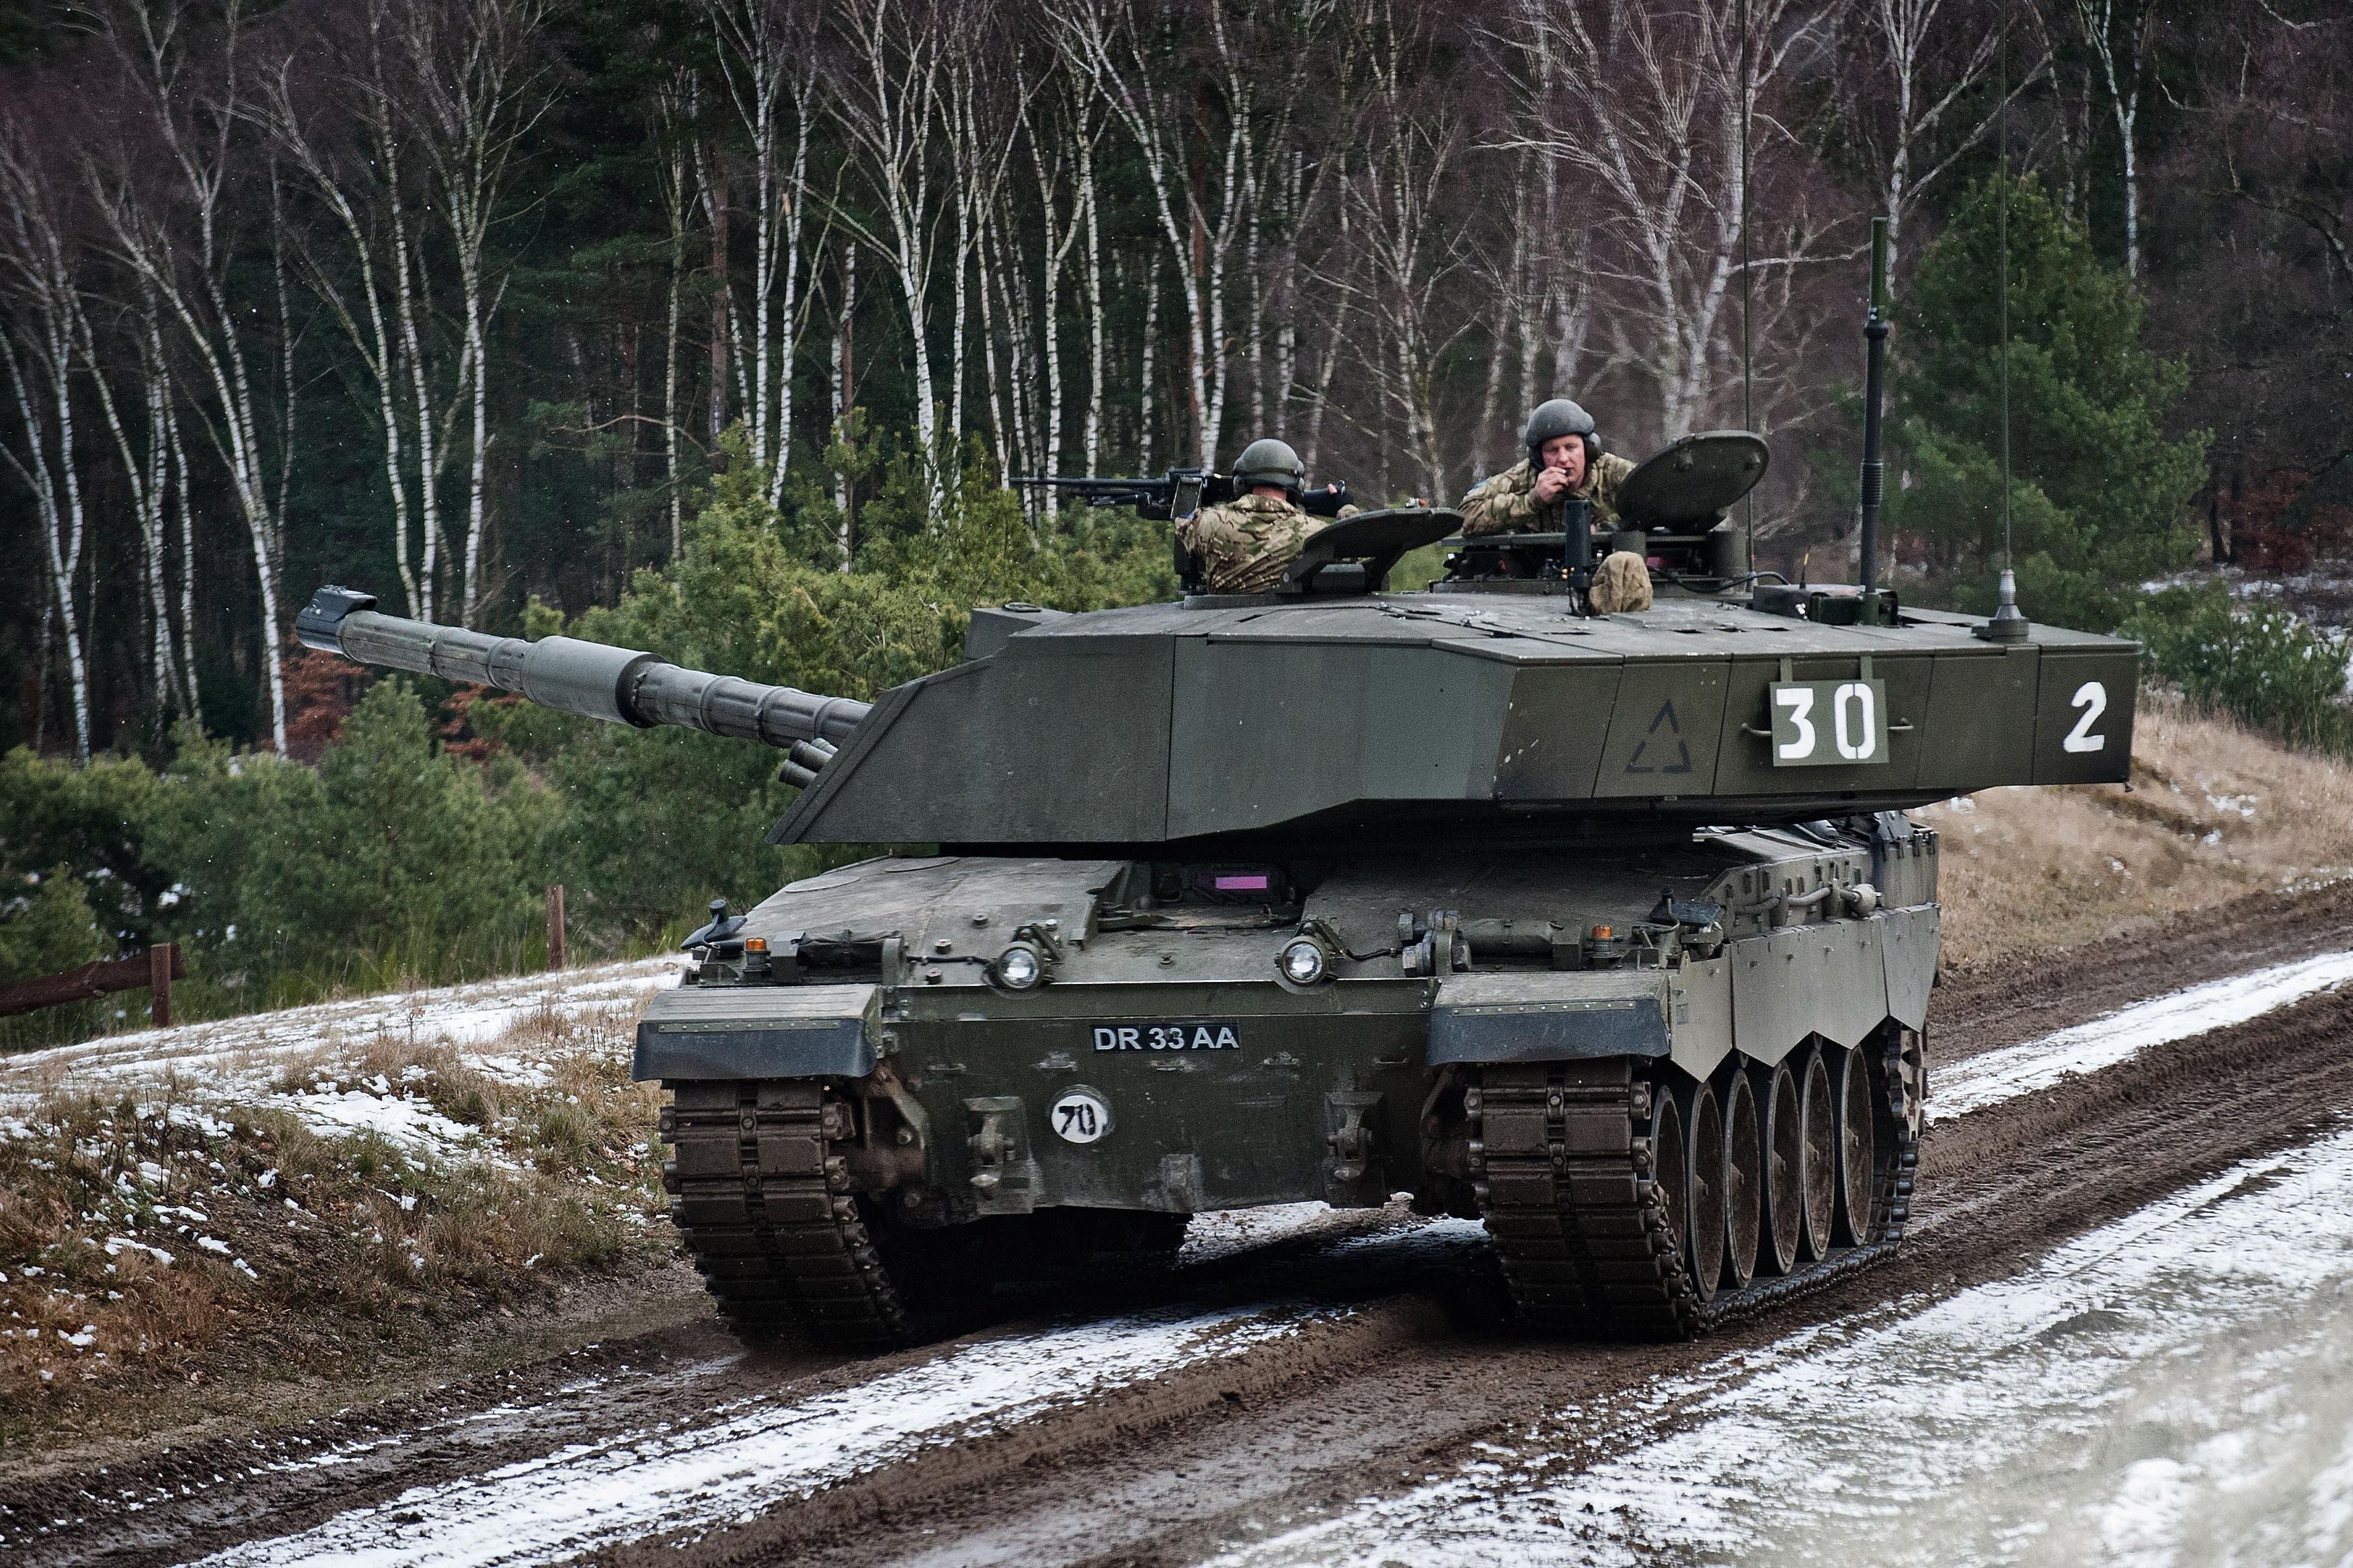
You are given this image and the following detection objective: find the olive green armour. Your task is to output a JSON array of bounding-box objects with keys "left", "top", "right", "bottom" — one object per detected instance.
[
  {"left": 1459, "top": 452, "right": 1636, "bottom": 536},
  {"left": 1177, "top": 491, "right": 1360, "bottom": 593}
]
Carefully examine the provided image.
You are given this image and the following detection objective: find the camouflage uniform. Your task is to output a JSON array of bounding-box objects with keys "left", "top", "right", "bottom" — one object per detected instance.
[
  {"left": 1460, "top": 451, "right": 1637, "bottom": 537},
  {"left": 1177, "top": 492, "right": 1359, "bottom": 593}
]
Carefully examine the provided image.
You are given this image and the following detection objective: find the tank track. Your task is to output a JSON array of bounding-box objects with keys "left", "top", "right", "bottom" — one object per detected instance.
[
  {"left": 1473, "top": 1034, "right": 1920, "bottom": 1339},
  {"left": 660, "top": 1081, "right": 915, "bottom": 1350}
]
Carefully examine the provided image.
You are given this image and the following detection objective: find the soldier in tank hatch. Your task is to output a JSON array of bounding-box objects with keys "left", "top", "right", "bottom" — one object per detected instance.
[
  {"left": 1176, "top": 438, "right": 1360, "bottom": 594},
  {"left": 1462, "top": 398, "right": 1651, "bottom": 611}
]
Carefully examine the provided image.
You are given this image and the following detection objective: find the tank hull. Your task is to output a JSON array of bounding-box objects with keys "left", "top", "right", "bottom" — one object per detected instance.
[{"left": 646, "top": 819, "right": 1934, "bottom": 1342}]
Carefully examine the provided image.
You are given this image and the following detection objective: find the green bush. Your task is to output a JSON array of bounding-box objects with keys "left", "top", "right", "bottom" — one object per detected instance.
[
  {"left": 2124, "top": 587, "right": 2353, "bottom": 752},
  {"left": 145, "top": 682, "right": 560, "bottom": 1004}
]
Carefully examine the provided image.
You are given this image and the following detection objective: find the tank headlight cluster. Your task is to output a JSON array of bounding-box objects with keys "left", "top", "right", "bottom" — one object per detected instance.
[
  {"left": 1279, "top": 936, "right": 1330, "bottom": 985},
  {"left": 994, "top": 942, "right": 1045, "bottom": 990}
]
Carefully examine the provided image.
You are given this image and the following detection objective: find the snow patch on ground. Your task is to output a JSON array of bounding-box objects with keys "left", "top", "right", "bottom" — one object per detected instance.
[
  {"left": 274, "top": 1089, "right": 493, "bottom": 1163},
  {"left": 1180, "top": 1203, "right": 1338, "bottom": 1265},
  {"left": 202, "top": 1303, "right": 1347, "bottom": 1568},
  {"left": 1931, "top": 949, "right": 2353, "bottom": 1120},
  {"left": 0, "top": 959, "right": 680, "bottom": 1158},
  {"left": 1210, "top": 1129, "right": 2353, "bottom": 1568}
]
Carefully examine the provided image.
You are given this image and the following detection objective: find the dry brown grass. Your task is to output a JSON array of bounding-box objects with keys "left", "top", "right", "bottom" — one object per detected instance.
[
  {"left": 0, "top": 999, "right": 668, "bottom": 1428},
  {"left": 1927, "top": 690, "right": 2353, "bottom": 969}
]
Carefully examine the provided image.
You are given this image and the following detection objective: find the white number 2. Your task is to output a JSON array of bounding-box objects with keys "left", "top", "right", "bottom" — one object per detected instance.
[
  {"left": 2063, "top": 681, "right": 2108, "bottom": 754},
  {"left": 1774, "top": 687, "right": 1817, "bottom": 761}
]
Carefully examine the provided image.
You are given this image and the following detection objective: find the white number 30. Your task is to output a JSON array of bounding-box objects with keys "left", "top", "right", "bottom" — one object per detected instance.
[{"left": 2063, "top": 681, "right": 2108, "bottom": 754}]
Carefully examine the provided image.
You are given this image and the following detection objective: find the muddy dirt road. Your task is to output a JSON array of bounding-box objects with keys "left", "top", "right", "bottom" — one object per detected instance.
[{"left": 9, "top": 885, "right": 2353, "bottom": 1568}]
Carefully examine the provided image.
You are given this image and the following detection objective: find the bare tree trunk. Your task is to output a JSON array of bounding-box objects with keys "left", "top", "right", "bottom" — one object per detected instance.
[
  {"left": 95, "top": 0, "right": 290, "bottom": 751},
  {"left": 1138, "top": 253, "right": 1158, "bottom": 468},
  {"left": 1051, "top": 0, "right": 1262, "bottom": 470},
  {"left": 655, "top": 77, "right": 694, "bottom": 556},
  {"left": 78, "top": 277, "right": 180, "bottom": 735},
  {"left": 266, "top": 22, "right": 426, "bottom": 617},
  {"left": 2072, "top": 0, "right": 2149, "bottom": 276},
  {"left": 705, "top": 0, "right": 820, "bottom": 507},
  {"left": 702, "top": 116, "right": 730, "bottom": 447},
  {"left": 1496, "top": 0, "right": 1808, "bottom": 446},
  {"left": 401, "top": 0, "right": 550, "bottom": 625},
  {"left": 1856, "top": 0, "right": 2004, "bottom": 273},
  {"left": 1079, "top": 127, "right": 1105, "bottom": 474},
  {"left": 832, "top": 241, "right": 856, "bottom": 562},
  {"left": 828, "top": 0, "right": 953, "bottom": 509},
  {"left": 0, "top": 128, "right": 92, "bottom": 761},
  {"left": 166, "top": 384, "right": 200, "bottom": 718}
]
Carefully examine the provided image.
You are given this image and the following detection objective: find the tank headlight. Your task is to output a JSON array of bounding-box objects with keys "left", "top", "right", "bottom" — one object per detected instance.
[
  {"left": 994, "top": 942, "right": 1045, "bottom": 989},
  {"left": 1279, "top": 938, "right": 1329, "bottom": 985}
]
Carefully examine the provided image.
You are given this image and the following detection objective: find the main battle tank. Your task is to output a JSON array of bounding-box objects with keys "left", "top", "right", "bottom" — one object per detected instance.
[{"left": 296, "top": 432, "right": 2137, "bottom": 1348}]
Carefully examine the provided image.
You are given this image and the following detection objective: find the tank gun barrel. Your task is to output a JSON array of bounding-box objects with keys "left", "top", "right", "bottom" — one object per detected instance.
[{"left": 294, "top": 586, "right": 871, "bottom": 749}]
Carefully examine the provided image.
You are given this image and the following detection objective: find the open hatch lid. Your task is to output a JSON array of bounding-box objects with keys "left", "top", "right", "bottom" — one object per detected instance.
[{"left": 1615, "top": 430, "right": 1770, "bottom": 529}]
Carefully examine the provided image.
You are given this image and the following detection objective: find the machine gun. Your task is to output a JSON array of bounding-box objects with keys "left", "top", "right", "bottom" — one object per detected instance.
[{"left": 1011, "top": 468, "right": 1353, "bottom": 522}]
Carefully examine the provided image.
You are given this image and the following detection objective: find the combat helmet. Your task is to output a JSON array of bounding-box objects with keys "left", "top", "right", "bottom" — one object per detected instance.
[
  {"left": 1234, "top": 438, "right": 1306, "bottom": 498},
  {"left": 1522, "top": 398, "right": 1598, "bottom": 464}
]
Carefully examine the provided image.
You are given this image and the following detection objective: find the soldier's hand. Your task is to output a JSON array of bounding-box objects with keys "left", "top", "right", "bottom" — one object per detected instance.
[{"left": 1531, "top": 466, "right": 1571, "bottom": 503}]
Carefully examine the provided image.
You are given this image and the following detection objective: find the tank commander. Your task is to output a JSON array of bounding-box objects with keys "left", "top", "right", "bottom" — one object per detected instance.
[
  {"left": 1462, "top": 397, "right": 1634, "bottom": 535},
  {"left": 1461, "top": 398, "right": 1650, "bottom": 612},
  {"left": 1176, "top": 438, "right": 1359, "bottom": 593}
]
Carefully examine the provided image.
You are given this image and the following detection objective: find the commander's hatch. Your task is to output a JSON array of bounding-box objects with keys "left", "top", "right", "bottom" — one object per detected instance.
[
  {"left": 1613, "top": 429, "right": 1770, "bottom": 532},
  {"left": 1183, "top": 507, "right": 1464, "bottom": 608}
]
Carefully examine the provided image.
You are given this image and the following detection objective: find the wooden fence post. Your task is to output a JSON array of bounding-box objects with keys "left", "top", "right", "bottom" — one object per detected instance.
[
  {"left": 149, "top": 942, "right": 174, "bottom": 1029},
  {"left": 545, "top": 884, "right": 567, "bottom": 971}
]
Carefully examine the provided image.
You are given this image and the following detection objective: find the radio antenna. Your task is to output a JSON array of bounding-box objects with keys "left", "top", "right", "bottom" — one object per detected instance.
[
  {"left": 1739, "top": 0, "right": 1756, "bottom": 556},
  {"left": 1981, "top": 0, "right": 2029, "bottom": 641}
]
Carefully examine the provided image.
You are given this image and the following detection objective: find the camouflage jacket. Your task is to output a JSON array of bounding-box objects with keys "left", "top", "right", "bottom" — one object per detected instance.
[
  {"left": 1459, "top": 452, "right": 1636, "bottom": 537},
  {"left": 1176, "top": 492, "right": 1359, "bottom": 593}
]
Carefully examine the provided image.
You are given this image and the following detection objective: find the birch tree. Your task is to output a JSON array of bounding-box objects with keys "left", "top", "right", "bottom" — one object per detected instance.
[
  {"left": 2071, "top": 0, "right": 2153, "bottom": 277},
  {"left": 1324, "top": 0, "right": 1476, "bottom": 499},
  {"left": 92, "top": 0, "right": 290, "bottom": 751},
  {"left": 1848, "top": 0, "right": 2005, "bottom": 270},
  {"left": 1492, "top": 0, "right": 1806, "bottom": 444},
  {"left": 705, "top": 0, "right": 825, "bottom": 509},
  {"left": 1051, "top": 0, "right": 1257, "bottom": 467},
  {"left": 824, "top": 0, "right": 958, "bottom": 511},
  {"left": 0, "top": 118, "right": 93, "bottom": 761},
  {"left": 399, "top": 0, "right": 550, "bottom": 624},
  {"left": 653, "top": 73, "right": 697, "bottom": 557},
  {"left": 264, "top": 2, "right": 435, "bottom": 618}
]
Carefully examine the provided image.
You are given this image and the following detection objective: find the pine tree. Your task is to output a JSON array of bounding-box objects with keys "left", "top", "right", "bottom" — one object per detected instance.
[{"left": 1890, "top": 174, "right": 2208, "bottom": 630}]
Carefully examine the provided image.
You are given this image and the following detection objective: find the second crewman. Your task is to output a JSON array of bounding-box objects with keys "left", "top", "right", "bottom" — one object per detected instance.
[{"left": 1177, "top": 438, "right": 1358, "bottom": 593}]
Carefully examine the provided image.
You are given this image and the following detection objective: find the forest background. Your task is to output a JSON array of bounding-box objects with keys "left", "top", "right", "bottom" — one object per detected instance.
[{"left": 3, "top": 0, "right": 2349, "bottom": 1038}]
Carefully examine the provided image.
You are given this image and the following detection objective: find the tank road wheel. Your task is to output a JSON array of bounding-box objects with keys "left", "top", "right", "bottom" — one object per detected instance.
[
  {"left": 1718, "top": 1071, "right": 1763, "bottom": 1292},
  {"left": 1751, "top": 1060, "right": 1803, "bottom": 1278},
  {"left": 1678, "top": 1078, "right": 1726, "bottom": 1305},
  {"left": 1831, "top": 1046, "right": 1878, "bottom": 1248},
  {"left": 1796, "top": 1045, "right": 1837, "bottom": 1262},
  {"left": 1647, "top": 1081, "right": 1690, "bottom": 1296}
]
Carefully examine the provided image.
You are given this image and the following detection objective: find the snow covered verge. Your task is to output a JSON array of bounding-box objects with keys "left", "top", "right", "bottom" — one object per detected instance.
[{"left": 0, "top": 960, "right": 682, "bottom": 1417}]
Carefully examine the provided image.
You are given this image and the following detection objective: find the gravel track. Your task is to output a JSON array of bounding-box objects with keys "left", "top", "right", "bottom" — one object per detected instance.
[{"left": 7, "top": 882, "right": 2351, "bottom": 1568}]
